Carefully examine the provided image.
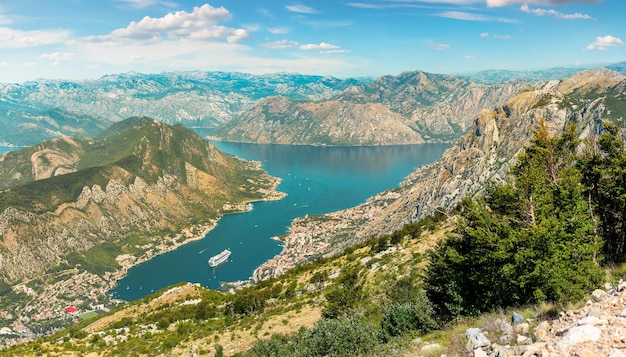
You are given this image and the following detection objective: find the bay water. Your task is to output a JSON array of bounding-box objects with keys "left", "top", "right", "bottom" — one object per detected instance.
[{"left": 111, "top": 142, "right": 449, "bottom": 301}]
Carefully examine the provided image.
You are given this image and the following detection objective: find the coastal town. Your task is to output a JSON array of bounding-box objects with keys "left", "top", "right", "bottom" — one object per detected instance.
[
  {"left": 0, "top": 220, "right": 217, "bottom": 349},
  {"left": 253, "top": 189, "right": 404, "bottom": 282}
]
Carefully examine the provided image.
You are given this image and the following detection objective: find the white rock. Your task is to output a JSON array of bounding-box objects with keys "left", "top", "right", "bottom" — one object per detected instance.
[
  {"left": 422, "top": 342, "right": 441, "bottom": 352},
  {"left": 514, "top": 322, "right": 529, "bottom": 334},
  {"left": 555, "top": 325, "right": 602, "bottom": 352},
  {"left": 473, "top": 347, "right": 488, "bottom": 357},
  {"left": 577, "top": 316, "right": 607, "bottom": 326},
  {"left": 533, "top": 320, "right": 551, "bottom": 341},
  {"left": 610, "top": 349, "right": 626, "bottom": 357},
  {"left": 592, "top": 289, "right": 608, "bottom": 302},
  {"left": 466, "top": 328, "right": 491, "bottom": 351}
]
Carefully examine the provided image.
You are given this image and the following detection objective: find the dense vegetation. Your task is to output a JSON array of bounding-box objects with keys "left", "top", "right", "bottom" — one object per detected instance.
[{"left": 426, "top": 119, "right": 626, "bottom": 323}]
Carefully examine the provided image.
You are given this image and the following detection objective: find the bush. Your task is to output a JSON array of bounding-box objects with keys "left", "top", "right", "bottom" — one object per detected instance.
[
  {"left": 251, "top": 315, "right": 378, "bottom": 357},
  {"left": 381, "top": 299, "right": 438, "bottom": 340}
]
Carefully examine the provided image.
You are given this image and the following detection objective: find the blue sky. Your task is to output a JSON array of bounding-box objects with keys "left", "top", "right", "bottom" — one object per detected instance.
[{"left": 0, "top": 0, "right": 623, "bottom": 83}]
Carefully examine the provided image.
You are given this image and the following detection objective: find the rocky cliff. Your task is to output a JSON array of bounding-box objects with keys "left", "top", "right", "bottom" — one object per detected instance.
[
  {"left": 254, "top": 68, "right": 626, "bottom": 280},
  {"left": 214, "top": 70, "right": 525, "bottom": 145},
  {"left": 0, "top": 117, "right": 282, "bottom": 284}
]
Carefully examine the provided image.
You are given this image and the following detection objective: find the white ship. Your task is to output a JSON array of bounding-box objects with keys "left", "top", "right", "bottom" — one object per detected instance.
[{"left": 208, "top": 249, "right": 231, "bottom": 267}]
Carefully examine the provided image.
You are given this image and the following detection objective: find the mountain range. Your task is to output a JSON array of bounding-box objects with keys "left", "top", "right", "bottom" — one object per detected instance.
[
  {"left": 1, "top": 62, "right": 624, "bottom": 147},
  {"left": 213, "top": 71, "right": 525, "bottom": 145},
  {"left": 0, "top": 72, "right": 363, "bottom": 146}
]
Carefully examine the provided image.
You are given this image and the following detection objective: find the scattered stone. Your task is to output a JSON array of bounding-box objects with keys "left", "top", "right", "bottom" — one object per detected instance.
[
  {"left": 493, "top": 345, "right": 516, "bottom": 357},
  {"left": 494, "top": 319, "right": 514, "bottom": 343},
  {"left": 466, "top": 328, "right": 491, "bottom": 351},
  {"left": 421, "top": 342, "right": 441, "bottom": 352},
  {"left": 521, "top": 342, "right": 546, "bottom": 356},
  {"left": 592, "top": 289, "right": 609, "bottom": 302},
  {"left": 533, "top": 321, "right": 550, "bottom": 341},
  {"left": 587, "top": 307, "right": 603, "bottom": 318},
  {"left": 621, "top": 309, "right": 626, "bottom": 318},
  {"left": 512, "top": 312, "right": 523, "bottom": 325},
  {"left": 618, "top": 282, "right": 626, "bottom": 292},
  {"left": 610, "top": 349, "right": 626, "bottom": 357},
  {"left": 412, "top": 337, "right": 422, "bottom": 345},
  {"left": 576, "top": 347, "right": 597, "bottom": 357},
  {"left": 516, "top": 335, "right": 529, "bottom": 344},
  {"left": 577, "top": 316, "right": 607, "bottom": 326},
  {"left": 555, "top": 325, "right": 602, "bottom": 352},
  {"left": 473, "top": 347, "right": 489, "bottom": 357},
  {"left": 605, "top": 282, "right": 614, "bottom": 290},
  {"left": 609, "top": 289, "right": 618, "bottom": 296},
  {"left": 514, "top": 322, "right": 529, "bottom": 335}
]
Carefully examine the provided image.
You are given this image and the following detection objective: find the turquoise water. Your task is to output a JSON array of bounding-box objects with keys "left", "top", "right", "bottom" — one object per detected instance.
[{"left": 111, "top": 142, "right": 449, "bottom": 301}]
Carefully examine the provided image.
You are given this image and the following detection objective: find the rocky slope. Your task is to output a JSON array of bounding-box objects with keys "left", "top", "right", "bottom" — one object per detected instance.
[
  {"left": 254, "top": 68, "right": 626, "bottom": 280},
  {"left": 213, "top": 71, "right": 525, "bottom": 145},
  {"left": 0, "top": 117, "right": 282, "bottom": 284},
  {"left": 453, "top": 283, "right": 626, "bottom": 357},
  {"left": 0, "top": 72, "right": 363, "bottom": 146}
]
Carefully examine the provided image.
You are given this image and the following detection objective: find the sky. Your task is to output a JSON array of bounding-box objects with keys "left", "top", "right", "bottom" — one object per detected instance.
[{"left": 0, "top": 0, "right": 624, "bottom": 83}]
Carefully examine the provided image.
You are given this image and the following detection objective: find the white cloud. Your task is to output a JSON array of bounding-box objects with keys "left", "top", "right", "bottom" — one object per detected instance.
[
  {"left": 430, "top": 43, "right": 452, "bottom": 50},
  {"left": 243, "top": 24, "right": 261, "bottom": 32},
  {"left": 488, "top": 0, "right": 601, "bottom": 7},
  {"left": 520, "top": 4, "right": 592, "bottom": 19},
  {"left": 321, "top": 49, "right": 349, "bottom": 54},
  {"left": 116, "top": 0, "right": 178, "bottom": 9},
  {"left": 480, "top": 32, "right": 511, "bottom": 40},
  {"left": 40, "top": 52, "right": 74, "bottom": 61},
  {"left": 79, "top": 4, "right": 248, "bottom": 44},
  {"left": 465, "top": 55, "right": 477, "bottom": 59},
  {"left": 437, "top": 11, "right": 517, "bottom": 23},
  {"left": 260, "top": 40, "right": 299, "bottom": 49},
  {"left": 0, "top": 14, "right": 12, "bottom": 25},
  {"left": 300, "top": 42, "right": 339, "bottom": 50},
  {"left": 585, "top": 35, "right": 624, "bottom": 51},
  {"left": 346, "top": 2, "right": 436, "bottom": 9},
  {"left": 395, "top": 0, "right": 481, "bottom": 3},
  {"left": 301, "top": 20, "right": 352, "bottom": 28},
  {"left": 268, "top": 27, "right": 289, "bottom": 35},
  {"left": 0, "top": 27, "right": 70, "bottom": 48},
  {"left": 286, "top": 4, "right": 317, "bottom": 14}
]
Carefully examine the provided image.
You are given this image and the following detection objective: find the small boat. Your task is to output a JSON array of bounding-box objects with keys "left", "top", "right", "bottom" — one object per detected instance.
[{"left": 208, "top": 249, "right": 231, "bottom": 267}]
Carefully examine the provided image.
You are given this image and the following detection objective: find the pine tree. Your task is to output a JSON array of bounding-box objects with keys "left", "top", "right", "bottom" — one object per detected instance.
[{"left": 426, "top": 120, "right": 604, "bottom": 321}]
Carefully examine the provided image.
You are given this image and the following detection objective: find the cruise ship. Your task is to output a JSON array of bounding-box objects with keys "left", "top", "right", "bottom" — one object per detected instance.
[{"left": 208, "top": 249, "right": 231, "bottom": 267}]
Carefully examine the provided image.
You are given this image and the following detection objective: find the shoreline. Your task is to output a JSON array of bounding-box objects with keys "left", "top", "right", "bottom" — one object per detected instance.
[
  {"left": 109, "top": 173, "right": 286, "bottom": 300},
  {"left": 0, "top": 173, "right": 287, "bottom": 349}
]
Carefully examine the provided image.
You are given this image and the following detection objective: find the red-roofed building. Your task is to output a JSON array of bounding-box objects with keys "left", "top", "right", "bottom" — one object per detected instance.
[{"left": 64, "top": 306, "right": 77, "bottom": 313}]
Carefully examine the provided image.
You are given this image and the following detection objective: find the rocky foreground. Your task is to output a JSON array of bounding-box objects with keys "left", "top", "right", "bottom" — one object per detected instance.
[{"left": 438, "top": 282, "right": 626, "bottom": 357}]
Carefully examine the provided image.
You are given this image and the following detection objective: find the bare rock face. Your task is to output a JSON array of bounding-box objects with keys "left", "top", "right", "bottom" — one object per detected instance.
[
  {"left": 254, "top": 69, "right": 626, "bottom": 280},
  {"left": 214, "top": 71, "right": 527, "bottom": 145}
]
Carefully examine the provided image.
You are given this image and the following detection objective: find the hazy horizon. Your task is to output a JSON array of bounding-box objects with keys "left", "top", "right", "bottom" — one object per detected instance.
[{"left": 0, "top": 1, "right": 623, "bottom": 83}]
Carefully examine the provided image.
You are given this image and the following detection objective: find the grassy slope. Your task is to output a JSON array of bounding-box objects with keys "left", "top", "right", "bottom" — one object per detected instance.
[{"left": 0, "top": 213, "right": 452, "bottom": 356}]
